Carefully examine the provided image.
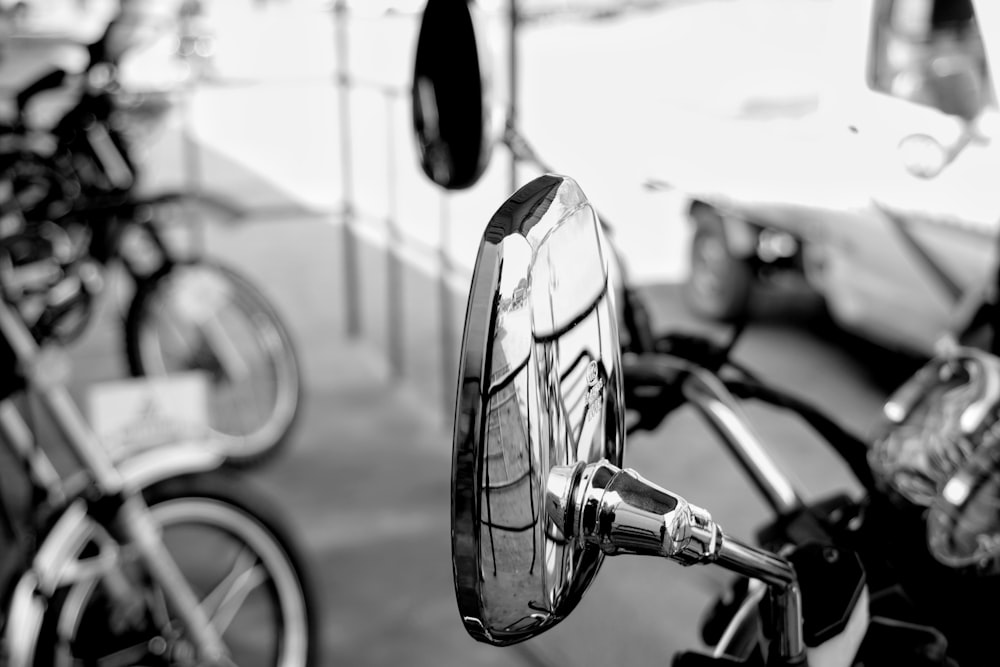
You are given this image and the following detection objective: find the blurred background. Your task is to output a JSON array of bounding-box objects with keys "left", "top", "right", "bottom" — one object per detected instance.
[{"left": 2, "top": 0, "right": 993, "bottom": 664}]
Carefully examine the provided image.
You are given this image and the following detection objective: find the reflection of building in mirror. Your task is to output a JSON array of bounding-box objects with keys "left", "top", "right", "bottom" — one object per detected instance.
[
  {"left": 481, "top": 373, "right": 536, "bottom": 563},
  {"left": 491, "top": 307, "right": 531, "bottom": 390},
  {"left": 529, "top": 203, "right": 607, "bottom": 340},
  {"left": 498, "top": 277, "right": 530, "bottom": 315},
  {"left": 480, "top": 368, "right": 547, "bottom": 627},
  {"left": 491, "top": 241, "right": 532, "bottom": 390}
]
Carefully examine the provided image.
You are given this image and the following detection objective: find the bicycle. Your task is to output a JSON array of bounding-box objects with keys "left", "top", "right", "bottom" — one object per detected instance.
[
  {"left": 0, "top": 16, "right": 302, "bottom": 467},
  {"left": 0, "top": 230, "right": 319, "bottom": 665}
]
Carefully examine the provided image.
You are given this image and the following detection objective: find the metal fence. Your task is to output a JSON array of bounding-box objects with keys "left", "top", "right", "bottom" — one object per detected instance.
[{"left": 161, "top": 0, "right": 679, "bottom": 423}]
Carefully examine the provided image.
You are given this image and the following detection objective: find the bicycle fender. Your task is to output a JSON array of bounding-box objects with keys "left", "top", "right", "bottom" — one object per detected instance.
[{"left": 115, "top": 439, "right": 227, "bottom": 491}]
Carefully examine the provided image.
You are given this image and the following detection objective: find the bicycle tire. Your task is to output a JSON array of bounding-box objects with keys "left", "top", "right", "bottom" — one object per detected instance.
[
  {"left": 125, "top": 260, "right": 302, "bottom": 467},
  {"left": 36, "top": 470, "right": 320, "bottom": 667}
]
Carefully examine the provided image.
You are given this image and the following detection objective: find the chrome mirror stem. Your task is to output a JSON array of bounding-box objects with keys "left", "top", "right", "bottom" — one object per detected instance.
[{"left": 547, "top": 461, "right": 805, "bottom": 664}]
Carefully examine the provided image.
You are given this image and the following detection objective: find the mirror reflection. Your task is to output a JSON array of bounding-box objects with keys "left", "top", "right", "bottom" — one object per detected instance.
[{"left": 452, "top": 174, "right": 624, "bottom": 645}]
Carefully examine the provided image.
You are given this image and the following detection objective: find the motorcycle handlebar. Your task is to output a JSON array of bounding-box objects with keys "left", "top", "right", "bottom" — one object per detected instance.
[
  {"left": 624, "top": 340, "right": 880, "bottom": 508},
  {"left": 624, "top": 353, "right": 806, "bottom": 515}
]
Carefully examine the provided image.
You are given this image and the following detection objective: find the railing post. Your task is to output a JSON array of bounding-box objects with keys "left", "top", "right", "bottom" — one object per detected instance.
[
  {"left": 334, "top": 0, "right": 362, "bottom": 339},
  {"left": 439, "top": 193, "right": 457, "bottom": 422},
  {"left": 508, "top": 0, "right": 519, "bottom": 193},
  {"left": 386, "top": 89, "right": 404, "bottom": 377},
  {"left": 179, "top": 75, "right": 207, "bottom": 255}
]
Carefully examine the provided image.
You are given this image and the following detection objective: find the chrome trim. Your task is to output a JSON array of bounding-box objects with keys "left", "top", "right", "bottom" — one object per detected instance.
[
  {"left": 451, "top": 174, "right": 624, "bottom": 645},
  {"left": 549, "top": 460, "right": 805, "bottom": 664}
]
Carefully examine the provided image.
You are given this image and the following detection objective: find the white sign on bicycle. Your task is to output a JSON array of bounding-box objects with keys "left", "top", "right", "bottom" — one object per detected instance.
[{"left": 87, "top": 372, "right": 211, "bottom": 458}]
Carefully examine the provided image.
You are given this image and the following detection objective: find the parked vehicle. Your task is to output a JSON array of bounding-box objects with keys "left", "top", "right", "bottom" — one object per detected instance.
[
  {"left": 650, "top": 0, "right": 1000, "bottom": 357},
  {"left": 0, "top": 13, "right": 302, "bottom": 467},
  {"left": 451, "top": 172, "right": 1000, "bottom": 666},
  {"left": 0, "top": 222, "right": 318, "bottom": 666},
  {"left": 414, "top": 2, "right": 1000, "bottom": 664}
]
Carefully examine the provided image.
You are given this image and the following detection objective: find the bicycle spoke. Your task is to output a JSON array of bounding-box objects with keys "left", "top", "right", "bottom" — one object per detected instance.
[
  {"left": 158, "top": 305, "right": 200, "bottom": 369},
  {"left": 202, "top": 314, "right": 251, "bottom": 382},
  {"left": 245, "top": 326, "right": 276, "bottom": 420},
  {"left": 216, "top": 306, "right": 271, "bottom": 437},
  {"left": 201, "top": 545, "right": 268, "bottom": 635}
]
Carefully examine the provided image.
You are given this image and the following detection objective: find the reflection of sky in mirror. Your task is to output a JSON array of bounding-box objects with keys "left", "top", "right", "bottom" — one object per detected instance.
[{"left": 531, "top": 203, "right": 607, "bottom": 340}]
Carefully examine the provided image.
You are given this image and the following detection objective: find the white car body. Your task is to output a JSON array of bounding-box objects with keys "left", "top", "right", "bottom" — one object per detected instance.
[{"left": 654, "top": 0, "right": 1000, "bottom": 355}]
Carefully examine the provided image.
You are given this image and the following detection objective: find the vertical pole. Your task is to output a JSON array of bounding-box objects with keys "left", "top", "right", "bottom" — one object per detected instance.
[
  {"left": 439, "top": 193, "right": 457, "bottom": 422},
  {"left": 180, "top": 77, "right": 206, "bottom": 255},
  {"left": 508, "top": 0, "right": 519, "bottom": 193},
  {"left": 386, "top": 90, "right": 404, "bottom": 376},
  {"left": 335, "top": 0, "right": 362, "bottom": 338}
]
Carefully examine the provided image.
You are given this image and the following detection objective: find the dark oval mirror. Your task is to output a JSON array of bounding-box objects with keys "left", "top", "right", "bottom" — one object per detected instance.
[
  {"left": 412, "top": 0, "right": 493, "bottom": 190},
  {"left": 451, "top": 174, "right": 625, "bottom": 645}
]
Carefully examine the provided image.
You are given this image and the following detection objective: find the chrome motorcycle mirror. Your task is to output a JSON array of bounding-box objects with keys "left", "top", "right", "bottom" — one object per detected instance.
[
  {"left": 451, "top": 175, "right": 808, "bottom": 662},
  {"left": 412, "top": 0, "right": 494, "bottom": 190},
  {"left": 451, "top": 173, "right": 624, "bottom": 644}
]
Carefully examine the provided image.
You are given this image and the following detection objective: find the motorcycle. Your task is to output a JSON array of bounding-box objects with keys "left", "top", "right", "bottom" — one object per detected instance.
[
  {"left": 450, "top": 172, "right": 1000, "bottom": 666},
  {"left": 0, "top": 222, "right": 319, "bottom": 665},
  {"left": 411, "top": 4, "right": 1000, "bottom": 664},
  {"left": 0, "top": 12, "right": 302, "bottom": 467}
]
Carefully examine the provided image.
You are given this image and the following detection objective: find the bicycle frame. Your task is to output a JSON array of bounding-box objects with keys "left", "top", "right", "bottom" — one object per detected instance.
[{"left": 0, "top": 292, "right": 234, "bottom": 665}]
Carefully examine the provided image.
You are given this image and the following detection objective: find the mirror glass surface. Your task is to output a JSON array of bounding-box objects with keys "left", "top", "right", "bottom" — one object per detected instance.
[
  {"left": 412, "top": 0, "right": 492, "bottom": 190},
  {"left": 451, "top": 174, "right": 625, "bottom": 645}
]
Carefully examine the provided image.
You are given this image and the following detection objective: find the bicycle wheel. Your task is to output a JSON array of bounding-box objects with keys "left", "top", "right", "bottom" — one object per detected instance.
[
  {"left": 38, "top": 471, "right": 319, "bottom": 667},
  {"left": 125, "top": 260, "right": 302, "bottom": 466}
]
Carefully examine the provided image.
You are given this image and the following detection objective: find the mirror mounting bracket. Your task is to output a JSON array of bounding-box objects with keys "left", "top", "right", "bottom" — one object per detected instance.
[{"left": 547, "top": 461, "right": 806, "bottom": 664}]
